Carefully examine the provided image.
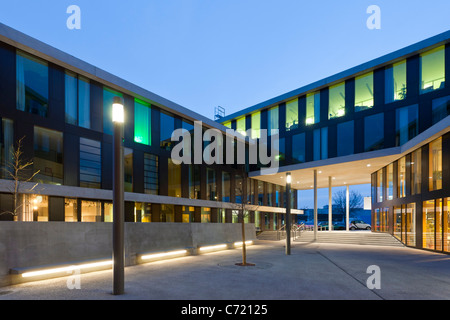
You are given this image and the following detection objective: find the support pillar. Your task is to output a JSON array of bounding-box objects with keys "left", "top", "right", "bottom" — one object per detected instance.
[
  {"left": 346, "top": 184, "right": 350, "bottom": 231},
  {"left": 328, "top": 176, "right": 332, "bottom": 232},
  {"left": 314, "top": 170, "right": 318, "bottom": 241}
]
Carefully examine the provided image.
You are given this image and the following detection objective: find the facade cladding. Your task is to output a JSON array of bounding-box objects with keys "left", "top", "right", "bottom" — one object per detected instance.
[
  {"left": 221, "top": 35, "right": 450, "bottom": 253},
  {"left": 0, "top": 26, "right": 299, "bottom": 229}
]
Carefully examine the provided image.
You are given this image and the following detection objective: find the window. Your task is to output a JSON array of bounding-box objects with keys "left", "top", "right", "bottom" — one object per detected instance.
[
  {"left": 268, "top": 106, "right": 279, "bottom": 135},
  {"left": 103, "top": 87, "right": 123, "bottom": 135},
  {"left": 377, "top": 169, "right": 383, "bottom": 203},
  {"left": 386, "top": 164, "right": 393, "bottom": 200},
  {"left": 34, "top": 127, "right": 63, "bottom": 185},
  {"left": 257, "top": 181, "right": 264, "bottom": 206},
  {"left": 236, "top": 116, "right": 246, "bottom": 136},
  {"left": 251, "top": 112, "right": 261, "bottom": 139},
  {"left": 80, "top": 138, "right": 101, "bottom": 189},
  {"left": 65, "top": 198, "right": 78, "bottom": 222},
  {"left": 337, "top": 121, "right": 354, "bottom": 157},
  {"left": 406, "top": 203, "right": 416, "bottom": 247},
  {"left": 354, "top": 72, "right": 374, "bottom": 111},
  {"left": 235, "top": 174, "right": 243, "bottom": 204},
  {"left": 168, "top": 158, "right": 181, "bottom": 197},
  {"left": 134, "top": 99, "right": 151, "bottom": 146},
  {"left": 398, "top": 157, "right": 406, "bottom": 198},
  {"left": 313, "top": 127, "right": 328, "bottom": 161},
  {"left": 65, "top": 71, "right": 90, "bottom": 129},
  {"left": 144, "top": 153, "right": 158, "bottom": 195},
  {"left": 385, "top": 60, "right": 407, "bottom": 103},
  {"left": 189, "top": 164, "right": 201, "bottom": 199},
  {"left": 285, "top": 98, "right": 298, "bottom": 131},
  {"left": 81, "top": 200, "right": 101, "bottom": 222},
  {"left": 423, "top": 200, "right": 435, "bottom": 250},
  {"left": 17, "top": 51, "right": 49, "bottom": 117},
  {"left": 206, "top": 168, "right": 216, "bottom": 201},
  {"left": 444, "top": 198, "right": 450, "bottom": 252},
  {"left": 222, "top": 172, "right": 230, "bottom": 202},
  {"left": 411, "top": 148, "right": 422, "bottom": 195},
  {"left": 432, "top": 95, "right": 450, "bottom": 125},
  {"left": 292, "top": 133, "right": 305, "bottom": 163},
  {"left": 306, "top": 92, "right": 320, "bottom": 125},
  {"left": 420, "top": 45, "right": 445, "bottom": 94},
  {"left": 124, "top": 148, "right": 133, "bottom": 192},
  {"left": 395, "top": 104, "right": 418, "bottom": 146},
  {"left": 267, "top": 184, "right": 273, "bottom": 207},
  {"left": 429, "top": 137, "right": 442, "bottom": 191},
  {"left": 223, "top": 121, "right": 231, "bottom": 129},
  {"left": 329, "top": 82, "right": 345, "bottom": 119},
  {"left": 160, "top": 111, "right": 175, "bottom": 150},
  {"left": 364, "top": 113, "right": 384, "bottom": 151},
  {"left": 1, "top": 118, "right": 13, "bottom": 179}
]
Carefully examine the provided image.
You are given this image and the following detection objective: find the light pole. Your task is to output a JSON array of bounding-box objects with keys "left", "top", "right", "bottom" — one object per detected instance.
[
  {"left": 112, "top": 96, "right": 125, "bottom": 295},
  {"left": 285, "top": 172, "right": 292, "bottom": 255}
]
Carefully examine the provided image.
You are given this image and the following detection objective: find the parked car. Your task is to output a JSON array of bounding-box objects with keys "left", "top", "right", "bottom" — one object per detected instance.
[{"left": 350, "top": 220, "right": 371, "bottom": 230}]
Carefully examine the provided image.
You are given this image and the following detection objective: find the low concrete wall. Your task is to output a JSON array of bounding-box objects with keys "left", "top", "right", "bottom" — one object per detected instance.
[{"left": 0, "top": 222, "right": 256, "bottom": 287}]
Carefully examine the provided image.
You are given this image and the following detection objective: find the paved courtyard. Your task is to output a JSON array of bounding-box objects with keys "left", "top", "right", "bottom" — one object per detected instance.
[{"left": 1, "top": 240, "right": 450, "bottom": 301}]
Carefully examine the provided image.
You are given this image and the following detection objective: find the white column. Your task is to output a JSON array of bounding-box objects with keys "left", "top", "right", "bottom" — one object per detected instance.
[
  {"left": 346, "top": 184, "right": 350, "bottom": 231},
  {"left": 314, "top": 170, "right": 318, "bottom": 241},
  {"left": 328, "top": 176, "right": 332, "bottom": 232}
]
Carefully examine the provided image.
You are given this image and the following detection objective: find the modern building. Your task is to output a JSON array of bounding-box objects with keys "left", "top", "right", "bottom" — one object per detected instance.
[
  {"left": 220, "top": 31, "right": 450, "bottom": 253},
  {"left": 0, "top": 23, "right": 449, "bottom": 254}
]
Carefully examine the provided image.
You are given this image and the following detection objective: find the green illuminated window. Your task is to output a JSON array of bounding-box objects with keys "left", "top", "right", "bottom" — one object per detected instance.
[
  {"left": 354, "top": 72, "right": 373, "bottom": 111},
  {"left": 329, "top": 82, "right": 345, "bottom": 119},
  {"left": 223, "top": 121, "right": 231, "bottom": 128},
  {"left": 306, "top": 92, "right": 320, "bottom": 125},
  {"left": 134, "top": 99, "right": 151, "bottom": 146},
  {"left": 285, "top": 98, "right": 298, "bottom": 131},
  {"left": 420, "top": 45, "right": 445, "bottom": 94},
  {"left": 385, "top": 60, "right": 407, "bottom": 103},
  {"left": 251, "top": 112, "right": 261, "bottom": 139},
  {"left": 268, "top": 106, "right": 279, "bottom": 136},
  {"left": 236, "top": 116, "right": 246, "bottom": 136}
]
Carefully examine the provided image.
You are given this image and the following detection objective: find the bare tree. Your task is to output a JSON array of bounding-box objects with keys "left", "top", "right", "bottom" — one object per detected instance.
[
  {"left": 332, "top": 189, "right": 364, "bottom": 218},
  {"left": 1, "top": 136, "right": 40, "bottom": 219}
]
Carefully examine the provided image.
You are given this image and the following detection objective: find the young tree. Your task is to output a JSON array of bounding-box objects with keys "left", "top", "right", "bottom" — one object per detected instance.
[{"left": 1, "top": 136, "right": 40, "bottom": 219}]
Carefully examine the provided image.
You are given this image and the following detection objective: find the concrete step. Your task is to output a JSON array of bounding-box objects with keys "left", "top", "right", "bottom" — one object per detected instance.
[
  {"left": 294, "top": 231, "right": 404, "bottom": 247},
  {"left": 257, "top": 231, "right": 286, "bottom": 241}
]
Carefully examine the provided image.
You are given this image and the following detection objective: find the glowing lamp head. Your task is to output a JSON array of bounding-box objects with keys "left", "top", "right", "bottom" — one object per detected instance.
[
  {"left": 112, "top": 96, "right": 125, "bottom": 123},
  {"left": 286, "top": 173, "right": 292, "bottom": 184}
]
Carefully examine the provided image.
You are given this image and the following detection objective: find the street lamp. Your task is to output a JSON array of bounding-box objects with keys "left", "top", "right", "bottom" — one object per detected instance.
[
  {"left": 286, "top": 172, "right": 292, "bottom": 255},
  {"left": 112, "top": 96, "right": 125, "bottom": 295}
]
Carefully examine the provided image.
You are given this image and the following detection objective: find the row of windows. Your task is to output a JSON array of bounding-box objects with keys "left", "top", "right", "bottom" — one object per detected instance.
[
  {"left": 373, "top": 136, "right": 443, "bottom": 204},
  {"left": 224, "top": 45, "right": 447, "bottom": 135}
]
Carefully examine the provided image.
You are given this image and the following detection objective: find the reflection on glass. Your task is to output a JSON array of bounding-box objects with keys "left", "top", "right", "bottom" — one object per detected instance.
[
  {"left": 354, "top": 72, "right": 374, "bottom": 111},
  {"left": 396, "top": 104, "right": 418, "bottom": 146},
  {"left": 420, "top": 45, "right": 445, "bottom": 94},
  {"left": 124, "top": 148, "right": 133, "bottom": 192},
  {"left": 285, "top": 98, "right": 298, "bottom": 131},
  {"left": 160, "top": 111, "right": 175, "bottom": 150},
  {"left": 364, "top": 113, "right": 384, "bottom": 151},
  {"left": 328, "top": 82, "right": 345, "bottom": 119},
  {"left": 1, "top": 119, "right": 14, "bottom": 179},
  {"left": 337, "top": 121, "right": 354, "bottom": 157},
  {"left": 161, "top": 204, "right": 174, "bottom": 222},
  {"left": 292, "top": 133, "right": 305, "bottom": 163},
  {"left": 144, "top": 153, "right": 158, "bottom": 195},
  {"left": 34, "top": 127, "right": 63, "bottom": 185},
  {"left": 385, "top": 60, "right": 407, "bottom": 103},
  {"left": 432, "top": 95, "right": 450, "bottom": 125},
  {"left": 306, "top": 92, "right": 320, "bottom": 125},
  {"left": 222, "top": 172, "right": 230, "bottom": 202},
  {"left": 80, "top": 138, "right": 101, "bottom": 189},
  {"left": 17, "top": 51, "right": 49, "bottom": 117}
]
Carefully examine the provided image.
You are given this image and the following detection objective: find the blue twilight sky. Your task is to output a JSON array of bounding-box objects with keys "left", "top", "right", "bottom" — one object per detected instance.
[{"left": 1, "top": 0, "right": 449, "bottom": 208}]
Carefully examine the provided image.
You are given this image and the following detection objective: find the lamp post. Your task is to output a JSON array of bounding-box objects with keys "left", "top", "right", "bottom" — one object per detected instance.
[
  {"left": 112, "top": 96, "right": 125, "bottom": 295},
  {"left": 285, "top": 172, "right": 292, "bottom": 255}
]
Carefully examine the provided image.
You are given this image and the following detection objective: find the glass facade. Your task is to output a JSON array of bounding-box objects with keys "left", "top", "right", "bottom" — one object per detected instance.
[
  {"left": 103, "top": 87, "right": 123, "bottom": 135},
  {"left": 65, "top": 71, "right": 90, "bottom": 128},
  {"left": 354, "top": 72, "right": 374, "bottom": 111},
  {"left": 385, "top": 60, "right": 407, "bottom": 103},
  {"left": 160, "top": 111, "right": 175, "bottom": 150},
  {"left": 251, "top": 112, "right": 261, "bottom": 139},
  {"left": 364, "top": 113, "right": 384, "bottom": 151},
  {"left": 291, "top": 133, "right": 305, "bottom": 163},
  {"left": 33, "top": 127, "right": 63, "bottom": 185},
  {"left": 268, "top": 106, "right": 279, "bottom": 135},
  {"left": 432, "top": 95, "right": 450, "bottom": 125},
  {"left": 144, "top": 153, "right": 159, "bottom": 195},
  {"left": 1, "top": 118, "right": 13, "bottom": 179},
  {"left": 337, "top": 121, "right": 354, "bottom": 157},
  {"left": 395, "top": 104, "right": 418, "bottom": 146},
  {"left": 306, "top": 92, "right": 320, "bottom": 125},
  {"left": 328, "top": 82, "right": 346, "bottom": 119},
  {"left": 134, "top": 99, "right": 151, "bottom": 146},
  {"left": 420, "top": 46, "right": 445, "bottom": 94},
  {"left": 17, "top": 51, "right": 49, "bottom": 117},
  {"left": 79, "top": 138, "right": 101, "bottom": 189},
  {"left": 398, "top": 157, "right": 406, "bottom": 198},
  {"left": 285, "top": 98, "right": 298, "bottom": 131},
  {"left": 429, "top": 137, "right": 442, "bottom": 191},
  {"left": 168, "top": 158, "right": 181, "bottom": 198}
]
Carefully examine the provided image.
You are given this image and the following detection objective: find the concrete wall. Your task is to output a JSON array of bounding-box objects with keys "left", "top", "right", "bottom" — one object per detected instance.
[{"left": 0, "top": 222, "right": 256, "bottom": 287}]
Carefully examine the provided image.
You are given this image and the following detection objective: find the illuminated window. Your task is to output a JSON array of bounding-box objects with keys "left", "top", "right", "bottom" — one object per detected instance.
[
  {"left": 423, "top": 200, "right": 435, "bottom": 250},
  {"left": 386, "top": 163, "right": 393, "bottom": 200},
  {"left": 285, "top": 98, "right": 298, "bottom": 131},
  {"left": 398, "top": 157, "right": 406, "bottom": 198},
  {"left": 354, "top": 72, "right": 374, "bottom": 111},
  {"left": 429, "top": 137, "right": 442, "bottom": 191},
  {"left": 306, "top": 92, "right": 320, "bottom": 125},
  {"left": 251, "top": 112, "right": 261, "bottom": 139},
  {"left": 134, "top": 99, "right": 151, "bottom": 146},
  {"left": 268, "top": 106, "right": 279, "bottom": 135},
  {"left": 328, "top": 82, "right": 345, "bottom": 119},
  {"left": 81, "top": 200, "right": 101, "bottom": 222},
  {"left": 420, "top": 45, "right": 445, "bottom": 94},
  {"left": 377, "top": 169, "right": 383, "bottom": 203},
  {"left": 64, "top": 198, "right": 77, "bottom": 222},
  {"left": 385, "top": 60, "right": 407, "bottom": 103},
  {"left": 168, "top": 158, "right": 181, "bottom": 198},
  {"left": 411, "top": 148, "right": 421, "bottom": 195},
  {"left": 236, "top": 116, "right": 246, "bottom": 136}
]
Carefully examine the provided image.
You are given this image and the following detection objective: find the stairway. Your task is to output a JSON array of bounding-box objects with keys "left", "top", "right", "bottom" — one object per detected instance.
[
  {"left": 294, "top": 231, "right": 405, "bottom": 247},
  {"left": 257, "top": 231, "right": 286, "bottom": 241}
]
